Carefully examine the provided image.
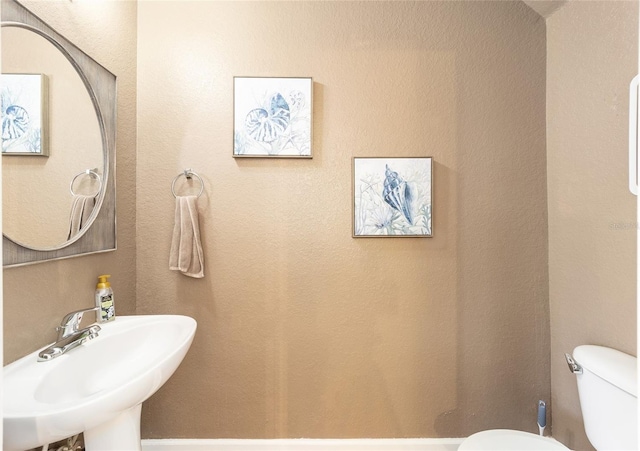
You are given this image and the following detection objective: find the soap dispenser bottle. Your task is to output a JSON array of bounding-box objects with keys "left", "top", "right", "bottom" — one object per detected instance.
[{"left": 95, "top": 274, "right": 115, "bottom": 322}]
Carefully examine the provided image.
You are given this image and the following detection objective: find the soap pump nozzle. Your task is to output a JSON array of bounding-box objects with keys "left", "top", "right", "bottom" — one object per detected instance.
[{"left": 96, "top": 274, "right": 111, "bottom": 289}]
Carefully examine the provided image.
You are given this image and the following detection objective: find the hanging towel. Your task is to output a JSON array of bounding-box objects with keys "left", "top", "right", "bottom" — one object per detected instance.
[
  {"left": 169, "top": 195, "right": 205, "bottom": 278},
  {"left": 68, "top": 194, "right": 96, "bottom": 239}
]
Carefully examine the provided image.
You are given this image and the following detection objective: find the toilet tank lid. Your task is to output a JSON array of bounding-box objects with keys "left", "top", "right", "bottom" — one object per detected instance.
[{"left": 574, "top": 345, "right": 637, "bottom": 397}]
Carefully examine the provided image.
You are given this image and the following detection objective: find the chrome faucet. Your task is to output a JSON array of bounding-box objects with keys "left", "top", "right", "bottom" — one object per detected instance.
[{"left": 38, "top": 307, "right": 103, "bottom": 362}]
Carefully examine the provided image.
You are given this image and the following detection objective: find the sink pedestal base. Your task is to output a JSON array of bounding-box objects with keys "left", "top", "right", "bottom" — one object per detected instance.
[{"left": 84, "top": 404, "right": 142, "bottom": 451}]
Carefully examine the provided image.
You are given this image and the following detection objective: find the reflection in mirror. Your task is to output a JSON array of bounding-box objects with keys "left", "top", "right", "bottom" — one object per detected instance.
[
  {"left": 2, "top": 0, "right": 116, "bottom": 267},
  {"left": 2, "top": 26, "right": 103, "bottom": 249}
]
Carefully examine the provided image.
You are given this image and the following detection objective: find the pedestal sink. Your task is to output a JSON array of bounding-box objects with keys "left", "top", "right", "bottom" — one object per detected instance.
[{"left": 3, "top": 315, "right": 197, "bottom": 451}]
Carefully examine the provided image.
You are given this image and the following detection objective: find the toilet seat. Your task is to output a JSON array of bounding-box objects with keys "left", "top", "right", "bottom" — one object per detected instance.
[{"left": 458, "top": 429, "right": 570, "bottom": 450}]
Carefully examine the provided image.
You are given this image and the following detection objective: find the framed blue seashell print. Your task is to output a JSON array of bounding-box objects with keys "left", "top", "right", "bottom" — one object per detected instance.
[
  {"left": 353, "top": 157, "right": 432, "bottom": 237},
  {"left": 234, "top": 76, "right": 312, "bottom": 158},
  {"left": 1, "top": 73, "right": 49, "bottom": 156}
]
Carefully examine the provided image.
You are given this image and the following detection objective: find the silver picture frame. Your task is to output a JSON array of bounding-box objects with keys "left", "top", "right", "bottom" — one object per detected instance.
[
  {"left": 233, "top": 76, "right": 313, "bottom": 158},
  {"left": 1, "top": 73, "right": 49, "bottom": 156},
  {"left": 353, "top": 157, "right": 433, "bottom": 238}
]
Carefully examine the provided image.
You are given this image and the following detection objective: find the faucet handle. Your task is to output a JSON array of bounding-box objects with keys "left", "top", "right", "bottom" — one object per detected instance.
[{"left": 57, "top": 307, "right": 100, "bottom": 339}]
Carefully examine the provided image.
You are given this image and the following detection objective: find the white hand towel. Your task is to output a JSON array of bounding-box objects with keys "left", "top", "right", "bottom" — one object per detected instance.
[
  {"left": 169, "top": 195, "right": 205, "bottom": 278},
  {"left": 68, "top": 194, "right": 96, "bottom": 240}
]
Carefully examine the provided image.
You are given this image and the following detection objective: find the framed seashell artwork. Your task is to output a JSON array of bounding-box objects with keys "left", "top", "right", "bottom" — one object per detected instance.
[
  {"left": 234, "top": 76, "right": 312, "bottom": 158},
  {"left": 1, "top": 73, "right": 48, "bottom": 156},
  {"left": 353, "top": 157, "right": 432, "bottom": 237}
]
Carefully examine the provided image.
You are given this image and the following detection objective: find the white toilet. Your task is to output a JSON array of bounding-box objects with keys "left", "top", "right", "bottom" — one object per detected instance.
[{"left": 459, "top": 345, "right": 637, "bottom": 451}]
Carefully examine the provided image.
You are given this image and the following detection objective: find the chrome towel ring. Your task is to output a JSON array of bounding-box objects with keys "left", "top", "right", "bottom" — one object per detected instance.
[
  {"left": 171, "top": 169, "right": 204, "bottom": 198},
  {"left": 70, "top": 169, "right": 102, "bottom": 197}
]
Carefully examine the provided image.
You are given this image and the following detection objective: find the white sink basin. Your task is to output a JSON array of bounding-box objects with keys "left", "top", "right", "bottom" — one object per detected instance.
[{"left": 3, "top": 315, "right": 197, "bottom": 451}]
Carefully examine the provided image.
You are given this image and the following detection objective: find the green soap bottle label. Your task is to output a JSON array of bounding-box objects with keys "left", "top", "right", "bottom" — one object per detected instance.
[{"left": 100, "top": 293, "right": 115, "bottom": 321}]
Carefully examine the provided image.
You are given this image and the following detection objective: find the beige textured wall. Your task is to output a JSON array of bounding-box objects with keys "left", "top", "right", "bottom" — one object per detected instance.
[
  {"left": 3, "top": 0, "right": 137, "bottom": 364},
  {"left": 546, "top": 2, "right": 638, "bottom": 450},
  {"left": 137, "top": 1, "right": 548, "bottom": 439}
]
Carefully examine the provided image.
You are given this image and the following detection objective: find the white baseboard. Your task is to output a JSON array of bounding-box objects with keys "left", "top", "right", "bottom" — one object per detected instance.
[{"left": 141, "top": 438, "right": 464, "bottom": 451}]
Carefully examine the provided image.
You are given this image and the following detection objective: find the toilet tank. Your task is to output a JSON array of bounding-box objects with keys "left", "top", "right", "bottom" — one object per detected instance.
[{"left": 573, "top": 345, "right": 637, "bottom": 450}]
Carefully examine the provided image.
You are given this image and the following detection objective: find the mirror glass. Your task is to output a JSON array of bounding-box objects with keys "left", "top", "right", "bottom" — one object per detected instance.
[{"left": 2, "top": 25, "right": 103, "bottom": 250}]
